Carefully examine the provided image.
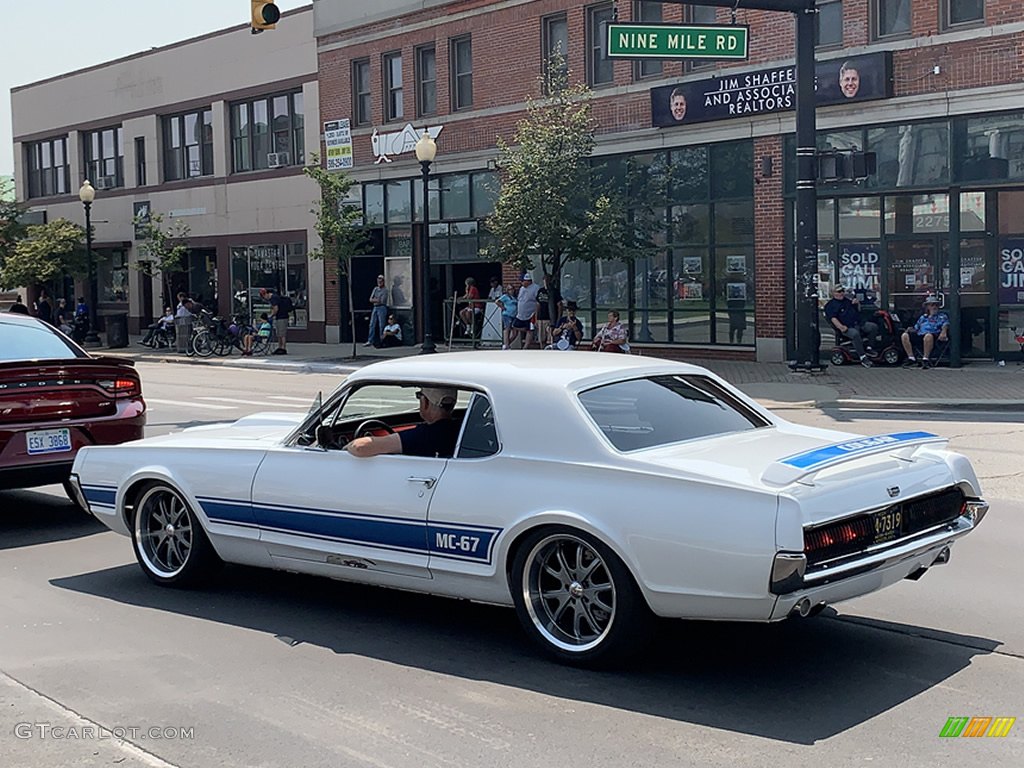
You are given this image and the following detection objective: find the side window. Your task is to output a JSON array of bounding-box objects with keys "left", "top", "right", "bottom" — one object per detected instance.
[{"left": 457, "top": 394, "right": 499, "bottom": 458}]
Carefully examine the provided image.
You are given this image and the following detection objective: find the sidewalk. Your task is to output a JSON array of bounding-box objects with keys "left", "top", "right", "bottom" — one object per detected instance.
[{"left": 109, "top": 338, "right": 1024, "bottom": 410}]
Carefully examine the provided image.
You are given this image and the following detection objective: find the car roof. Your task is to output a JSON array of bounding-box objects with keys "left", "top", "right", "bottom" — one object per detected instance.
[
  {"left": 0, "top": 312, "right": 48, "bottom": 327},
  {"left": 347, "top": 350, "right": 708, "bottom": 392}
]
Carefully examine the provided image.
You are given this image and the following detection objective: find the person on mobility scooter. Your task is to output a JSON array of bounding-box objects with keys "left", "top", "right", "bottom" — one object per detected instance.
[{"left": 825, "top": 286, "right": 903, "bottom": 367}]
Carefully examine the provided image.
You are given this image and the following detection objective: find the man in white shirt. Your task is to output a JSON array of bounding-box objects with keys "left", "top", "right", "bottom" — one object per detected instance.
[{"left": 512, "top": 273, "right": 540, "bottom": 349}]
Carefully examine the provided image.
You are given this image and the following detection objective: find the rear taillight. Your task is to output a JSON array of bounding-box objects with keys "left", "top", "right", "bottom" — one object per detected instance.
[{"left": 97, "top": 377, "right": 141, "bottom": 398}]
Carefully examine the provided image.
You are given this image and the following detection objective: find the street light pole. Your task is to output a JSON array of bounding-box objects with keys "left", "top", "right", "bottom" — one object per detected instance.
[
  {"left": 415, "top": 130, "right": 437, "bottom": 354},
  {"left": 78, "top": 180, "right": 101, "bottom": 347}
]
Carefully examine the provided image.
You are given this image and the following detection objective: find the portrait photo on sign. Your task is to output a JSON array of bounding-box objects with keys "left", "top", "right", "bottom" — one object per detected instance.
[{"left": 815, "top": 52, "right": 892, "bottom": 105}]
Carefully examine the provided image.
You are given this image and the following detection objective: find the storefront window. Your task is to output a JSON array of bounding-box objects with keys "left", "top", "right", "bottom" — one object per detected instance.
[
  {"left": 594, "top": 258, "right": 629, "bottom": 307},
  {"left": 449, "top": 221, "right": 479, "bottom": 261},
  {"left": 442, "top": 173, "right": 471, "bottom": 219},
  {"left": 715, "top": 247, "right": 754, "bottom": 344},
  {"left": 961, "top": 191, "right": 986, "bottom": 231},
  {"left": 838, "top": 197, "right": 882, "bottom": 239},
  {"left": 710, "top": 142, "right": 753, "bottom": 199},
  {"left": 837, "top": 242, "right": 882, "bottom": 296},
  {"left": 386, "top": 180, "right": 412, "bottom": 222},
  {"left": 634, "top": 251, "right": 670, "bottom": 342},
  {"left": 885, "top": 194, "right": 949, "bottom": 234},
  {"left": 953, "top": 111, "right": 1024, "bottom": 183},
  {"left": 670, "top": 146, "right": 708, "bottom": 202},
  {"left": 671, "top": 204, "right": 710, "bottom": 244},
  {"left": 818, "top": 199, "right": 836, "bottom": 238},
  {"left": 429, "top": 223, "right": 450, "bottom": 261},
  {"left": 471, "top": 172, "right": 499, "bottom": 217},
  {"left": 97, "top": 249, "right": 128, "bottom": 302},
  {"left": 867, "top": 122, "right": 949, "bottom": 188},
  {"left": 230, "top": 243, "right": 308, "bottom": 328},
  {"left": 365, "top": 183, "right": 385, "bottom": 224},
  {"left": 715, "top": 201, "right": 755, "bottom": 243},
  {"left": 560, "top": 262, "right": 591, "bottom": 310}
]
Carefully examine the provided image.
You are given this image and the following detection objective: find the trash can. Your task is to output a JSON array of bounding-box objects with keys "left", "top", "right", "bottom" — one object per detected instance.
[
  {"left": 174, "top": 315, "right": 193, "bottom": 354},
  {"left": 106, "top": 314, "right": 129, "bottom": 349}
]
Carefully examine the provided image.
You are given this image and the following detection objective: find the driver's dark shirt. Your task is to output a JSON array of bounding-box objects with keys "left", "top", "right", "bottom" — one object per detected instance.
[{"left": 399, "top": 418, "right": 460, "bottom": 458}]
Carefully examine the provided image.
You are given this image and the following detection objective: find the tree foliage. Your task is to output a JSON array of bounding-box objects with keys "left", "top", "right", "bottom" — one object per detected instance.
[
  {"left": 0, "top": 182, "right": 28, "bottom": 276},
  {"left": 0, "top": 218, "right": 86, "bottom": 290},
  {"left": 304, "top": 153, "right": 368, "bottom": 356},
  {"left": 484, "top": 59, "right": 670, "bottom": 319},
  {"left": 133, "top": 212, "right": 191, "bottom": 306}
]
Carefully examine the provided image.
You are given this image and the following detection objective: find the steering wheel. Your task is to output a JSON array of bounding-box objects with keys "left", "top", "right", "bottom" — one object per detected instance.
[{"left": 355, "top": 419, "right": 397, "bottom": 438}]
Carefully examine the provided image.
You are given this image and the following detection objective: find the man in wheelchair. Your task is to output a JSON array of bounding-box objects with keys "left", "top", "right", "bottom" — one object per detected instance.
[
  {"left": 344, "top": 387, "right": 460, "bottom": 458},
  {"left": 824, "top": 285, "right": 877, "bottom": 368},
  {"left": 901, "top": 296, "right": 950, "bottom": 369}
]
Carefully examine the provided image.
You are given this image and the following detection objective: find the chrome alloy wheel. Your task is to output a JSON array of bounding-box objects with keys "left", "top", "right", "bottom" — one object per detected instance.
[
  {"left": 134, "top": 486, "right": 194, "bottom": 578},
  {"left": 522, "top": 534, "right": 617, "bottom": 653}
]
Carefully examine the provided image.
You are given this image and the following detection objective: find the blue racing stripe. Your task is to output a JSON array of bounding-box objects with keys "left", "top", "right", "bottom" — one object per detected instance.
[
  {"left": 257, "top": 507, "right": 429, "bottom": 553},
  {"left": 780, "top": 431, "right": 938, "bottom": 470},
  {"left": 81, "top": 485, "right": 117, "bottom": 506}
]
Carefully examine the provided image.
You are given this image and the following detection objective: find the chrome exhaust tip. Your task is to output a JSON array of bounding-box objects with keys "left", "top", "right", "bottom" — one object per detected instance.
[
  {"left": 932, "top": 546, "right": 951, "bottom": 566},
  {"left": 790, "top": 597, "right": 812, "bottom": 618},
  {"left": 806, "top": 601, "right": 828, "bottom": 617}
]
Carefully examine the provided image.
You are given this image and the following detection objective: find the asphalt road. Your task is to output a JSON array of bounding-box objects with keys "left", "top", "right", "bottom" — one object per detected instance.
[{"left": 1, "top": 362, "right": 1021, "bottom": 767}]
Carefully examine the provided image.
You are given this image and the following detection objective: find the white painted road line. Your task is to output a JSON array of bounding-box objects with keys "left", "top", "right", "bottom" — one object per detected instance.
[
  {"left": 267, "top": 395, "right": 317, "bottom": 403},
  {"left": 145, "top": 398, "right": 236, "bottom": 410}
]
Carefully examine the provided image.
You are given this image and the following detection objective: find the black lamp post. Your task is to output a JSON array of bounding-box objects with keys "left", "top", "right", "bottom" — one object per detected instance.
[
  {"left": 415, "top": 130, "right": 437, "bottom": 354},
  {"left": 78, "top": 180, "right": 101, "bottom": 347}
]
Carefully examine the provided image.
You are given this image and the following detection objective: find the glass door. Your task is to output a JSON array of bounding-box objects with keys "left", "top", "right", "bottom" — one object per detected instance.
[
  {"left": 886, "top": 239, "right": 947, "bottom": 323},
  {"left": 949, "top": 238, "right": 992, "bottom": 357}
]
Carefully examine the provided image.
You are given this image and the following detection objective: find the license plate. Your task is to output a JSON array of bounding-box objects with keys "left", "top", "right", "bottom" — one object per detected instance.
[
  {"left": 26, "top": 428, "right": 73, "bottom": 455},
  {"left": 872, "top": 508, "right": 903, "bottom": 544}
]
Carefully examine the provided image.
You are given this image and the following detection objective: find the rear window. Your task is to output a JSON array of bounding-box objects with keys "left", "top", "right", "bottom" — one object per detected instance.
[
  {"left": 0, "top": 321, "right": 83, "bottom": 361},
  {"left": 578, "top": 375, "right": 769, "bottom": 452}
]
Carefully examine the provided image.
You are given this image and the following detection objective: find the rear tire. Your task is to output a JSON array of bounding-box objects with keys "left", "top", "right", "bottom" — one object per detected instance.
[
  {"left": 830, "top": 350, "right": 846, "bottom": 366},
  {"left": 510, "top": 526, "right": 655, "bottom": 667},
  {"left": 883, "top": 347, "right": 901, "bottom": 366},
  {"left": 130, "top": 483, "right": 220, "bottom": 588}
]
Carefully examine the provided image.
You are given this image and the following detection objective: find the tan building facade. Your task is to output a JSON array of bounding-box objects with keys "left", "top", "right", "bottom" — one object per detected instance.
[{"left": 11, "top": 6, "right": 331, "bottom": 340}]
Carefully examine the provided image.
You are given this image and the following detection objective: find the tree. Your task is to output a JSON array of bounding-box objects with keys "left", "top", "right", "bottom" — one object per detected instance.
[
  {"left": 133, "top": 212, "right": 190, "bottom": 309},
  {"left": 0, "top": 181, "right": 28, "bottom": 277},
  {"left": 485, "top": 59, "right": 666, "bottom": 323},
  {"left": 304, "top": 153, "right": 367, "bottom": 358},
  {"left": 0, "top": 219, "right": 86, "bottom": 290}
]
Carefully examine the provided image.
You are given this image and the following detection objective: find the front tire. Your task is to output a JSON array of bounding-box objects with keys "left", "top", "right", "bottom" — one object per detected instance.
[
  {"left": 130, "top": 484, "right": 219, "bottom": 587},
  {"left": 510, "top": 527, "right": 654, "bottom": 666},
  {"left": 830, "top": 349, "right": 846, "bottom": 366},
  {"left": 883, "top": 347, "right": 901, "bottom": 366}
]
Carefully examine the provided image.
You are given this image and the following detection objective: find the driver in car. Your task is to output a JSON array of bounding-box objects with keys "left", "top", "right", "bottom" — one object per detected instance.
[{"left": 344, "top": 387, "right": 460, "bottom": 459}]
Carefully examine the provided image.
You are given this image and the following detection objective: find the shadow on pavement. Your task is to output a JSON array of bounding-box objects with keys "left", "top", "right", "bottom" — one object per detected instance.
[
  {"left": 52, "top": 563, "right": 1000, "bottom": 745},
  {"left": 0, "top": 488, "right": 106, "bottom": 550}
]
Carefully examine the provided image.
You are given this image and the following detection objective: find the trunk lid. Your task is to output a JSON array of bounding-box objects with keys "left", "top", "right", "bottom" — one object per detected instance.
[{"left": 0, "top": 357, "right": 141, "bottom": 425}]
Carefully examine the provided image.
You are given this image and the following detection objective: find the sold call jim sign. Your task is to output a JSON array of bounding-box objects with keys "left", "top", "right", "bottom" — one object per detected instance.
[{"left": 607, "top": 23, "right": 749, "bottom": 60}]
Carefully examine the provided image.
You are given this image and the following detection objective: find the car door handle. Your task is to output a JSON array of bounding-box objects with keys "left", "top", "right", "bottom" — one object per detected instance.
[{"left": 407, "top": 476, "right": 437, "bottom": 489}]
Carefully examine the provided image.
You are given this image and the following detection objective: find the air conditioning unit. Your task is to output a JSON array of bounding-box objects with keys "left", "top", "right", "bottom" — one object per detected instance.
[
  {"left": 94, "top": 175, "right": 117, "bottom": 190},
  {"left": 267, "top": 152, "right": 290, "bottom": 169}
]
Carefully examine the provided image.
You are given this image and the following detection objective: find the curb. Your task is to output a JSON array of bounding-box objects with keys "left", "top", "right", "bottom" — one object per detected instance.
[{"left": 124, "top": 353, "right": 364, "bottom": 375}]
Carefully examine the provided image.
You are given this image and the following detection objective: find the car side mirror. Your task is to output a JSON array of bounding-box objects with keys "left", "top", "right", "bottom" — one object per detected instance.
[{"left": 315, "top": 424, "right": 334, "bottom": 449}]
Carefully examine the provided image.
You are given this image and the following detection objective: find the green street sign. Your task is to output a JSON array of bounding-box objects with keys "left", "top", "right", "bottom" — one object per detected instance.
[{"left": 607, "top": 23, "right": 749, "bottom": 60}]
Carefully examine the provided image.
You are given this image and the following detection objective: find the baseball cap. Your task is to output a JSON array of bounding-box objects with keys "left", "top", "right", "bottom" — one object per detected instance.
[
  {"left": 924, "top": 295, "right": 940, "bottom": 305},
  {"left": 522, "top": 273, "right": 533, "bottom": 281},
  {"left": 832, "top": 285, "right": 846, "bottom": 292},
  {"left": 417, "top": 387, "right": 457, "bottom": 408}
]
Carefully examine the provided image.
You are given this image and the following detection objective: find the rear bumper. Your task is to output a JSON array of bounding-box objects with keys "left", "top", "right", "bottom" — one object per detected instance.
[
  {"left": 0, "top": 404, "right": 144, "bottom": 490},
  {"left": 769, "top": 513, "right": 979, "bottom": 620}
]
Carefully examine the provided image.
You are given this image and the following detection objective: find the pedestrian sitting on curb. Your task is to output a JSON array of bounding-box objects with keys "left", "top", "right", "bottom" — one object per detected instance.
[
  {"left": 824, "top": 285, "right": 877, "bottom": 368},
  {"left": 381, "top": 313, "right": 403, "bottom": 348},
  {"left": 901, "top": 296, "right": 950, "bottom": 369}
]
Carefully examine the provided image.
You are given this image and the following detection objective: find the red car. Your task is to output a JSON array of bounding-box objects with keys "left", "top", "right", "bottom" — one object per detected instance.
[{"left": 0, "top": 314, "right": 145, "bottom": 505}]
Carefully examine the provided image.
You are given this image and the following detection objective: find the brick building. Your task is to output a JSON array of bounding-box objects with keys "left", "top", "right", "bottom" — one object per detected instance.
[{"left": 314, "top": 0, "right": 1024, "bottom": 361}]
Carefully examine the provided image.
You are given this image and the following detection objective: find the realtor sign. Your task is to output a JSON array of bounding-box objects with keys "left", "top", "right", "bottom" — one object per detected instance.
[
  {"left": 607, "top": 23, "right": 749, "bottom": 60},
  {"left": 324, "top": 119, "right": 353, "bottom": 170}
]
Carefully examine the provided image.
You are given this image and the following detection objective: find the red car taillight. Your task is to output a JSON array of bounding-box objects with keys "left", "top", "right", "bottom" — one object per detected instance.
[{"left": 97, "top": 377, "right": 141, "bottom": 398}]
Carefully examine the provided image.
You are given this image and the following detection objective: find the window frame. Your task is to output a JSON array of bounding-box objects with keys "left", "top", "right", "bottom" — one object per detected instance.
[
  {"left": 161, "top": 108, "right": 214, "bottom": 182},
  {"left": 686, "top": 5, "right": 718, "bottom": 72},
  {"left": 633, "top": 1, "right": 664, "bottom": 80},
  {"left": 942, "top": 0, "right": 985, "bottom": 29},
  {"left": 229, "top": 91, "right": 304, "bottom": 173},
  {"left": 873, "top": 0, "right": 912, "bottom": 40},
  {"left": 25, "top": 136, "right": 70, "bottom": 199},
  {"left": 586, "top": 2, "right": 615, "bottom": 87},
  {"left": 815, "top": 0, "right": 843, "bottom": 48},
  {"left": 82, "top": 126, "right": 124, "bottom": 189},
  {"left": 352, "top": 58, "right": 372, "bottom": 126},
  {"left": 383, "top": 51, "right": 404, "bottom": 123},
  {"left": 134, "top": 137, "right": 147, "bottom": 187},
  {"left": 542, "top": 13, "right": 569, "bottom": 92},
  {"left": 450, "top": 35, "right": 473, "bottom": 111},
  {"left": 415, "top": 44, "right": 437, "bottom": 117}
]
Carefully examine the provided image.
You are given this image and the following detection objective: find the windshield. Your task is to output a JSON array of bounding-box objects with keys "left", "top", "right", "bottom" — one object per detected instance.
[
  {"left": 0, "top": 320, "right": 84, "bottom": 361},
  {"left": 578, "top": 374, "right": 769, "bottom": 452}
]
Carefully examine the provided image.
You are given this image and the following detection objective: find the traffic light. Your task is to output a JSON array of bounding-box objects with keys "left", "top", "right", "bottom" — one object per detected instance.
[{"left": 251, "top": 1, "right": 280, "bottom": 33}]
